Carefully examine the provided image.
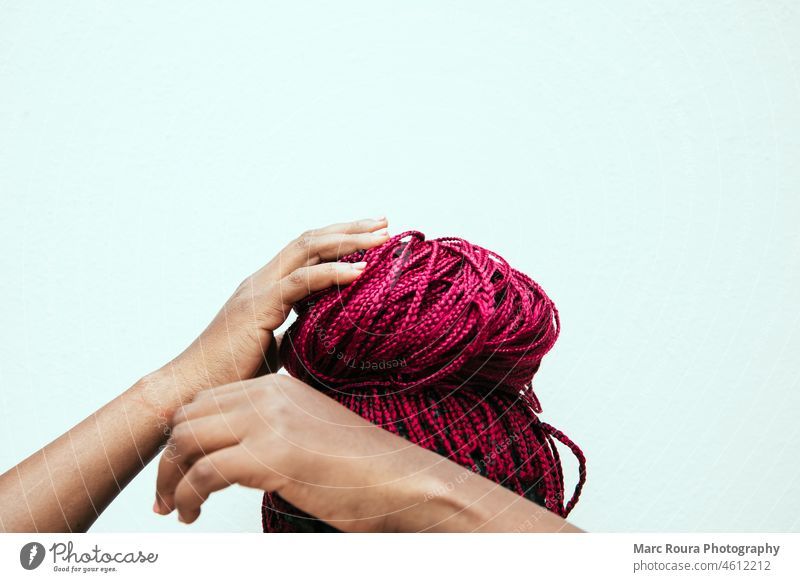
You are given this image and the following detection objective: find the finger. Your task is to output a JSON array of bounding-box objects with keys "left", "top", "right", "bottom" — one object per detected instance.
[
  {"left": 314, "top": 216, "right": 387, "bottom": 236},
  {"left": 254, "top": 218, "right": 386, "bottom": 281},
  {"left": 173, "top": 447, "right": 248, "bottom": 523},
  {"left": 313, "top": 231, "right": 390, "bottom": 262},
  {"left": 276, "top": 261, "right": 368, "bottom": 307},
  {"left": 156, "top": 416, "right": 241, "bottom": 512},
  {"left": 268, "top": 229, "right": 388, "bottom": 280},
  {"left": 172, "top": 391, "right": 245, "bottom": 425},
  {"left": 190, "top": 376, "right": 273, "bottom": 405}
]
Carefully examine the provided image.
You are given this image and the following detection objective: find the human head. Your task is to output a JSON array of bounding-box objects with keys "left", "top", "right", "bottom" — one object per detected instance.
[{"left": 263, "top": 231, "right": 585, "bottom": 531}]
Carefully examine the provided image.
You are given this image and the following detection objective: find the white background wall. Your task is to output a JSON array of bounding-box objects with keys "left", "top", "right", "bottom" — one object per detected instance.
[{"left": 1, "top": 1, "right": 798, "bottom": 532}]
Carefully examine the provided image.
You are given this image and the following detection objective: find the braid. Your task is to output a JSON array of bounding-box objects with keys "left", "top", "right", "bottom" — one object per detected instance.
[{"left": 263, "top": 231, "right": 586, "bottom": 531}]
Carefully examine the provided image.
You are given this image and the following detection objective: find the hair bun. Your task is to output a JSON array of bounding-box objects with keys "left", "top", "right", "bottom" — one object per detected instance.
[{"left": 280, "top": 230, "right": 560, "bottom": 405}]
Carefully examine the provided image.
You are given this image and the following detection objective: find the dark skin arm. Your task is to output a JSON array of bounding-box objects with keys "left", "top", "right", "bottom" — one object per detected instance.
[
  {"left": 155, "top": 373, "right": 583, "bottom": 533},
  {"left": 0, "top": 218, "right": 390, "bottom": 532}
]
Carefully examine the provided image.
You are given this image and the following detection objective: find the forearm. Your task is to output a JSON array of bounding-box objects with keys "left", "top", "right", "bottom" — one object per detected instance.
[
  {"left": 391, "top": 456, "right": 583, "bottom": 532},
  {"left": 280, "top": 407, "right": 583, "bottom": 533},
  {"left": 377, "top": 434, "right": 584, "bottom": 532},
  {"left": 1, "top": 220, "right": 383, "bottom": 533},
  {"left": 0, "top": 371, "right": 184, "bottom": 532}
]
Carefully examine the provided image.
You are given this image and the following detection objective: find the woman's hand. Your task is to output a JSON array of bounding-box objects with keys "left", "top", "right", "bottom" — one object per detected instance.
[
  {"left": 141, "top": 217, "right": 389, "bottom": 414},
  {"left": 0, "top": 218, "right": 388, "bottom": 533},
  {"left": 154, "top": 374, "right": 583, "bottom": 533},
  {"left": 154, "top": 373, "right": 405, "bottom": 530}
]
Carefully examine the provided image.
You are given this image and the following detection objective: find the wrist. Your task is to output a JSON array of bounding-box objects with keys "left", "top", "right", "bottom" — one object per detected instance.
[
  {"left": 388, "top": 464, "right": 582, "bottom": 533},
  {"left": 166, "top": 324, "right": 274, "bottom": 392},
  {"left": 379, "top": 463, "right": 472, "bottom": 532},
  {"left": 131, "top": 366, "right": 198, "bottom": 420},
  {"left": 383, "top": 455, "right": 509, "bottom": 532}
]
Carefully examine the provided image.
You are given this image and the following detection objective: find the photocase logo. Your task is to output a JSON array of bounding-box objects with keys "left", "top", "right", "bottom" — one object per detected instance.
[{"left": 19, "top": 542, "right": 46, "bottom": 570}]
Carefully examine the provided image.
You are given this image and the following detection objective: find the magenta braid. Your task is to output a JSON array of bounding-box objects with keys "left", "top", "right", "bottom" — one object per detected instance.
[{"left": 263, "top": 231, "right": 586, "bottom": 531}]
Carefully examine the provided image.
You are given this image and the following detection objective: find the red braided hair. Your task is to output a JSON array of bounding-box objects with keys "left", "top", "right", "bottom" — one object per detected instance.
[{"left": 262, "top": 231, "right": 586, "bottom": 531}]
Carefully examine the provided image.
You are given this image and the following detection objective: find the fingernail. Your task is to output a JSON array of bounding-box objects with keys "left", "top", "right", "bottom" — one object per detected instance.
[
  {"left": 351, "top": 261, "right": 367, "bottom": 271},
  {"left": 371, "top": 228, "right": 389, "bottom": 238},
  {"left": 153, "top": 500, "right": 161, "bottom": 514},
  {"left": 373, "top": 215, "right": 386, "bottom": 222}
]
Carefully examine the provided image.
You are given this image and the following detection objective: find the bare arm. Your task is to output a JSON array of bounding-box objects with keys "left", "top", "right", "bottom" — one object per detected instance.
[
  {"left": 155, "top": 373, "right": 583, "bottom": 533},
  {"left": 0, "top": 372, "right": 194, "bottom": 532},
  {"left": 0, "top": 218, "right": 389, "bottom": 532},
  {"left": 381, "top": 429, "right": 584, "bottom": 533}
]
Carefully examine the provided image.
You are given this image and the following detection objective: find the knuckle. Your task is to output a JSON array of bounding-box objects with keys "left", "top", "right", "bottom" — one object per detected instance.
[
  {"left": 171, "top": 410, "right": 186, "bottom": 427},
  {"left": 170, "top": 424, "right": 191, "bottom": 447},
  {"left": 234, "top": 274, "right": 257, "bottom": 297},
  {"left": 308, "top": 234, "right": 333, "bottom": 255},
  {"left": 294, "top": 231, "right": 316, "bottom": 250},
  {"left": 192, "top": 458, "right": 217, "bottom": 482},
  {"left": 251, "top": 374, "right": 281, "bottom": 396},
  {"left": 238, "top": 273, "right": 255, "bottom": 289},
  {"left": 287, "top": 268, "right": 306, "bottom": 287},
  {"left": 251, "top": 375, "right": 289, "bottom": 408}
]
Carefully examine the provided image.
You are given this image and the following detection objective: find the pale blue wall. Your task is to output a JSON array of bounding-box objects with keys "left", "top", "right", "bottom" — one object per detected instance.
[{"left": 1, "top": 1, "right": 798, "bottom": 532}]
